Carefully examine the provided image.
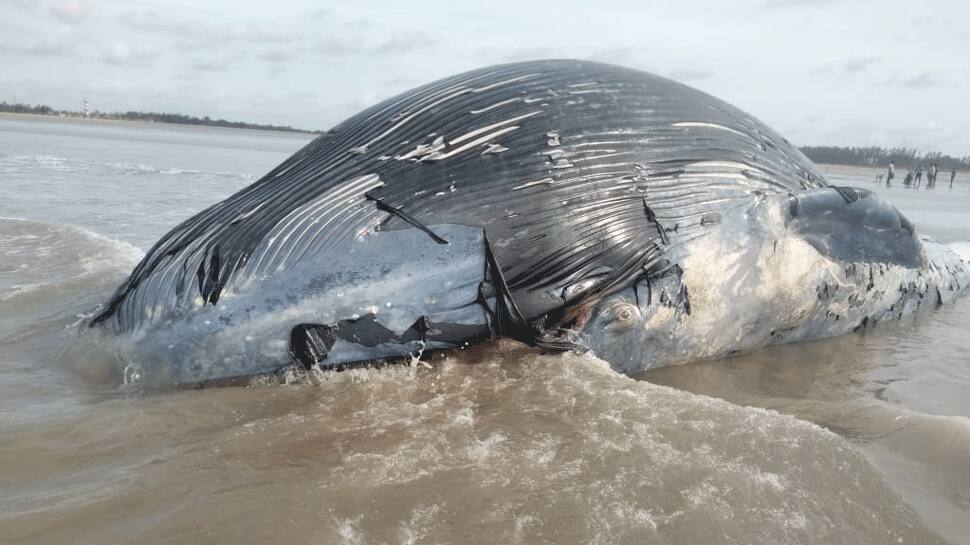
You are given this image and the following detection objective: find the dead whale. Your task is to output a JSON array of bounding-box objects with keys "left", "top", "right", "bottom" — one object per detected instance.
[{"left": 85, "top": 59, "right": 970, "bottom": 386}]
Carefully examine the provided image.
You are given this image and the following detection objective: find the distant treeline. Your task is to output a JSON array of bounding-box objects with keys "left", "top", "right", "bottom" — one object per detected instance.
[
  {"left": 0, "top": 101, "right": 319, "bottom": 134},
  {"left": 799, "top": 146, "right": 969, "bottom": 170},
  {"left": 0, "top": 101, "right": 57, "bottom": 115}
]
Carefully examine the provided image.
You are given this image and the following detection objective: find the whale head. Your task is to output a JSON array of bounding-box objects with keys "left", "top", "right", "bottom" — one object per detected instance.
[{"left": 580, "top": 187, "right": 970, "bottom": 373}]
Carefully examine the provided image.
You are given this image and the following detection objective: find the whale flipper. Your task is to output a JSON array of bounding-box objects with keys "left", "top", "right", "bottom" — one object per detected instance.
[{"left": 788, "top": 187, "right": 924, "bottom": 268}]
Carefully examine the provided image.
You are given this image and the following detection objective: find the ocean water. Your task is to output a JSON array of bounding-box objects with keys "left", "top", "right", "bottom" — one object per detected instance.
[{"left": 1, "top": 115, "right": 969, "bottom": 544}]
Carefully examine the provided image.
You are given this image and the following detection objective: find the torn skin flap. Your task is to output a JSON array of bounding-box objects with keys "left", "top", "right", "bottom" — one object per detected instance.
[
  {"left": 365, "top": 189, "right": 448, "bottom": 245},
  {"left": 478, "top": 230, "right": 587, "bottom": 353},
  {"left": 289, "top": 315, "right": 490, "bottom": 370},
  {"left": 643, "top": 198, "right": 669, "bottom": 245},
  {"left": 278, "top": 224, "right": 493, "bottom": 369},
  {"left": 271, "top": 218, "right": 599, "bottom": 372}
]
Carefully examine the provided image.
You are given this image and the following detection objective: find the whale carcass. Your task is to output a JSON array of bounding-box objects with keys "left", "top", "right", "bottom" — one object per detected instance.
[{"left": 86, "top": 59, "right": 970, "bottom": 385}]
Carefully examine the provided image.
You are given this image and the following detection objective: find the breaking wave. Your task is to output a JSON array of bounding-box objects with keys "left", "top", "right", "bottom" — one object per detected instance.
[
  {"left": 0, "top": 153, "right": 257, "bottom": 180},
  {"left": 0, "top": 216, "right": 954, "bottom": 544},
  {"left": 0, "top": 217, "right": 142, "bottom": 303}
]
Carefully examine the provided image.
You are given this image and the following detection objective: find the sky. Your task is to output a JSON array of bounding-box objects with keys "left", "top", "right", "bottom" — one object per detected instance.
[{"left": 2, "top": 0, "right": 968, "bottom": 155}]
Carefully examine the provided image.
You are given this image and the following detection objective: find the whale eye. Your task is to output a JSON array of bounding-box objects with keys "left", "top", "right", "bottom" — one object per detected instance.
[{"left": 605, "top": 302, "right": 639, "bottom": 331}]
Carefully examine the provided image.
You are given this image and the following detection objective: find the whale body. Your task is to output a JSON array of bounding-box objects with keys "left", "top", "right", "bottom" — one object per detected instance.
[{"left": 84, "top": 59, "right": 970, "bottom": 386}]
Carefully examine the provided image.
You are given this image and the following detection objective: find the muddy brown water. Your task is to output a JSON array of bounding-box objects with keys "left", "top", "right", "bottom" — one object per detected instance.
[{"left": 2, "top": 116, "right": 968, "bottom": 544}]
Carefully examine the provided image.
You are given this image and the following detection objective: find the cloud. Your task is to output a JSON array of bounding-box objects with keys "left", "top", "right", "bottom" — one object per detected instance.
[
  {"left": 304, "top": 6, "right": 370, "bottom": 29},
  {"left": 190, "top": 50, "right": 238, "bottom": 72},
  {"left": 587, "top": 50, "right": 710, "bottom": 81},
  {"left": 843, "top": 56, "right": 877, "bottom": 74},
  {"left": 101, "top": 43, "right": 160, "bottom": 67},
  {"left": 116, "top": 9, "right": 418, "bottom": 72},
  {"left": 257, "top": 44, "right": 310, "bottom": 73},
  {"left": 16, "top": 28, "right": 82, "bottom": 57},
  {"left": 901, "top": 72, "right": 940, "bottom": 88},
  {"left": 588, "top": 48, "right": 645, "bottom": 67},
  {"left": 259, "top": 48, "right": 296, "bottom": 63},
  {"left": 117, "top": 10, "right": 207, "bottom": 39},
  {"left": 1, "top": 0, "right": 39, "bottom": 9},
  {"left": 317, "top": 36, "right": 367, "bottom": 56},
  {"left": 0, "top": 19, "right": 34, "bottom": 43},
  {"left": 667, "top": 68, "right": 714, "bottom": 82},
  {"left": 501, "top": 47, "right": 561, "bottom": 63},
  {"left": 810, "top": 56, "right": 878, "bottom": 79},
  {"left": 119, "top": 10, "right": 300, "bottom": 48},
  {"left": 49, "top": 0, "right": 88, "bottom": 24},
  {"left": 313, "top": 33, "right": 436, "bottom": 57},
  {"left": 761, "top": 0, "right": 838, "bottom": 8},
  {"left": 238, "top": 22, "right": 301, "bottom": 46},
  {"left": 382, "top": 74, "right": 418, "bottom": 87},
  {"left": 117, "top": 10, "right": 310, "bottom": 70},
  {"left": 374, "top": 33, "right": 436, "bottom": 54},
  {"left": 925, "top": 120, "right": 945, "bottom": 133}
]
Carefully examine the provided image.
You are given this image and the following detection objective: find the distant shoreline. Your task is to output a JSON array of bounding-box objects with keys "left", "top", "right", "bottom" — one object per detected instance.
[
  {"left": 800, "top": 145, "right": 968, "bottom": 172},
  {"left": 2, "top": 111, "right": 966, "bottom": 171},
  {"left": 0, "top": 111, "right": 319, "bottom": 137}
]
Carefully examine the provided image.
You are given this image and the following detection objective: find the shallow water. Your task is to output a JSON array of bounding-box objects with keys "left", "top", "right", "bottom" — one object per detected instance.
[{"left": 2, "top": 116, "right": 969, "bottom": 544}]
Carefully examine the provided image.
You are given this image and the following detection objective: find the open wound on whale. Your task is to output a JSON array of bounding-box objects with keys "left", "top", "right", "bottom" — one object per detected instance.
[{"left": 287, "top": 222, "right": 599, "bottom": 371}]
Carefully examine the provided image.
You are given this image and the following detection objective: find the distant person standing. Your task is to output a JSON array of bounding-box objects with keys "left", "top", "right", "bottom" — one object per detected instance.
[
  {"left": 886, "top": 161, "right": 895, "bottom": 186},
  {"left": 952, "top": 167, "right": 958, "bottom": 188},
  {"left": 915, "top": 163, "right": 924, "bottom": 188},
  {"left": 929, "top": 163, "right": 938, "bottom": 188}
]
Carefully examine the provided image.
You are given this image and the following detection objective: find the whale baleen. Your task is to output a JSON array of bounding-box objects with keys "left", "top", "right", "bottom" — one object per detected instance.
[{"left": 84, "top": 59, "right": 970, "bottom": 386}]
